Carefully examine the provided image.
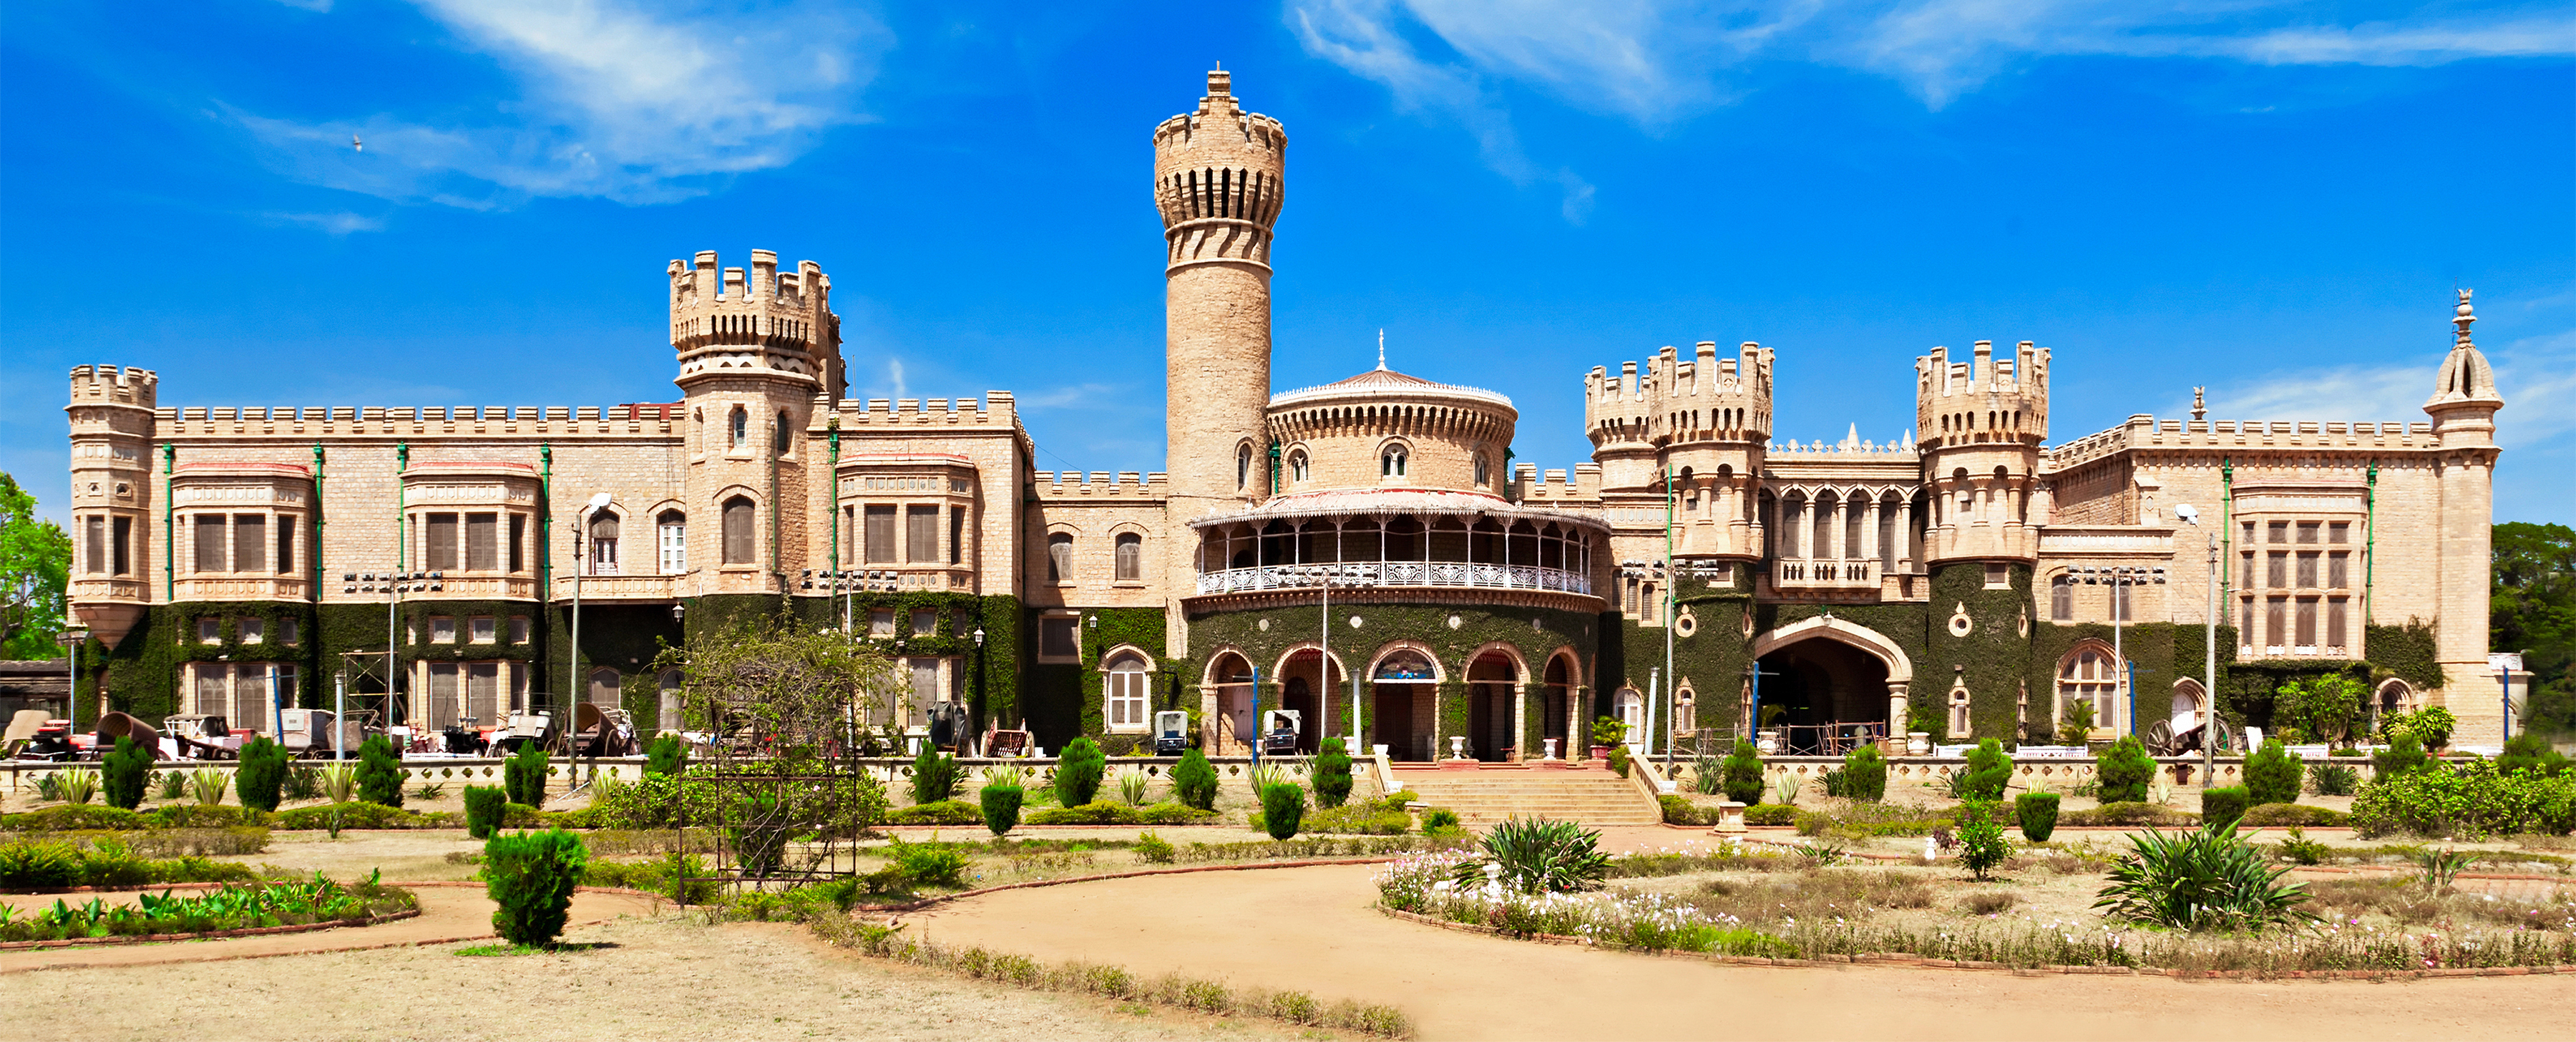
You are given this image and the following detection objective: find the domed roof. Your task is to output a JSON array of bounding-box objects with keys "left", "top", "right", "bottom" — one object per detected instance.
[{"left": 1269, "top": 364, "right": 1514, "bottom": 412}]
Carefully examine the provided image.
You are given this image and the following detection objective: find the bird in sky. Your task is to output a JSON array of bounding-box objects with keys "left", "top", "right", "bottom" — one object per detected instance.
[{"left": 352, "top": 135, "right": 363, "bottom": 153}]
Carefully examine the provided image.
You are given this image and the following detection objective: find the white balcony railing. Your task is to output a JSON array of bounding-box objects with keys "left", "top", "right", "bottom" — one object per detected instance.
[
  {"left": 1195, "top": 561, "right": 1591, "bottom": 597},
  {"left": 1773, "top": 558, "right": 1876, "bottom": 590}
]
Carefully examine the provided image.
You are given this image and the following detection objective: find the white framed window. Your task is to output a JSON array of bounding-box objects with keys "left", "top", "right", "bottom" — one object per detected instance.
[
  {"left": 198, "top": 618, "right": 221, "bottom": 644},
  {"left": 2057, "top": 647, "right": 2117, "bottom": 731},
  {"left": 588, "top": 512, "right": 620, "bottom": 575},
  {"left": 429, "top": 616, "right": 457, "bottom": 644},
  {"left": 729, "top": 406, "right": 748, "bottom": 449},
  {"left": 238, "top": 618, "right": 263, "bottom": 645},
  {"left": 1381, "top": 445, "right": 1408, "bottom": 477},
  {"left": 1105, "top": 653, "right": 1151, "bottom": 732},
  {"left": 911, "top": 610, "right": 937, "bottom": 637},
  {"left": 1047, "top": 532, "right": 1074, "bottom": 584},
  {"left": 869, "top": 609, "right": 895, "bottom": 638},
  {"left": 1237, "top": 444, "right": 1253, "bottom": 490},
  {"left": 658, "top": 510, "right": 687, "bottom": 575},
  {"left": 1473, "top": 454, "right": 1489, "bottom": 485},
  {"left": 469, "top": 616, "right": 497, "bottom": 643},
  {"left": 1288, "top": 450, "right": 1309, "bottom": 483}
]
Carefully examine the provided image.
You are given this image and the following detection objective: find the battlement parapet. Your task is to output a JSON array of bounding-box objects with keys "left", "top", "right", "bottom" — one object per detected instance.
[
  {"left": 68, "top": 365, "right": 160, "bottom": 409},
  {"left": 1765, "top": 429, "right": 1918, "bottom": 461},
  {"left": 1511, "top": 462, "right": 1602, "bottom": 503},
  {"left": 829, "top": 391, "right": 1017, "bottom": 429},
  {"left": 1916, "top": 340, "right": 2050, "bottom": 447},
  {"left": 1155, "top": 68, "right": 1285, "bottom": 270},
  {"left": 2045, "top": 415, "right": 2444, "bottom": 472},
  {"left": 1584, "top": 341, "right": 1772, "bottom": 450},
  {"left": 1030, "top": 470, "right": 1170, "bottom": 501},
  {"left": 668, "top": 250, "right": 837, "bottom": 389},
  {"left": 145, "top": 403, "right": 682, "bottom": 438}
]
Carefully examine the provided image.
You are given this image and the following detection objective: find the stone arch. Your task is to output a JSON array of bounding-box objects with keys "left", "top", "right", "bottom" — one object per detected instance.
[
  {"left": 1267, "top": 642, "right": 1350, "bottom": 683},
  {"left": 1365, "top": 640, "right": 1446, "bottom": 683},
  {"left": 1752, "top": 616, "right": 1913, "bottom": 747},
  {"left": 1458, "top": 640, "right": 1530, "bottom": 682},
  {"left": 1750, "top": 615, "right": 1911, "bottom": 683}
]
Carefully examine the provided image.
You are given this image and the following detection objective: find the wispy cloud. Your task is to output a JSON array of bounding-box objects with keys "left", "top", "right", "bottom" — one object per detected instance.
[
  {"left": 885, "top": 357, "right": 907, "bottom": 399},
  {"left": 1016, "top": 383, "right": 1126, "bottom": 410},
  {"left": 263, "top": 210, "right": 386, "bottom": 235},
  {"left": 232, "top": 1, "right": 888, "bottom": 208},
  {"left": 1290, "top": 1, "right": 2573, "bottom": 197},
  {"left": 2192, "top": 326, "right": 2576, "bottom": 451}
]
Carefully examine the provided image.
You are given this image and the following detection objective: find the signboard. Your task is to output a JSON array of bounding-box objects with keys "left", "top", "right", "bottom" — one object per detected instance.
[{"left": 2489, "top": 653, "right": 2524, "bottom": 673}]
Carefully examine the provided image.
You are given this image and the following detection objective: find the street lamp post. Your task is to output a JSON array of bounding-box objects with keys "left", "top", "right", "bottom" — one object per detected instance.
[
  {"left": 61, "top": 625, "right": 89, "bottom": 726},
  {"left": 2080, "top": 565, "right": 2167, "bottom": 739}
]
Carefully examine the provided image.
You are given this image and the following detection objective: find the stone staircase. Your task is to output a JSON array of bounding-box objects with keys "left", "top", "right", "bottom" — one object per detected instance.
[{"left": 1390, "top": 766, "right": 1663, "bottom": 827}]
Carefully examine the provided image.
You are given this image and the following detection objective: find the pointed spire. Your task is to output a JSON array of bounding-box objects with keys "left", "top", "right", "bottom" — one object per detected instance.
[
  {"left": 2427, "top": 287, "right": 2502, "bottom": 409},
  {"left": 2454, "top": 288, "right": 2477, "bottom": 349},
  {"left": 1376, "top": 328, "right": 1386, "bottom": 371}
]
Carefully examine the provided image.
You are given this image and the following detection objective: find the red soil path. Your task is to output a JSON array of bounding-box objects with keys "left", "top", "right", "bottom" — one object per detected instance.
[{"left": 917, "top": 863, "right": 2571, "bottom": 1041}]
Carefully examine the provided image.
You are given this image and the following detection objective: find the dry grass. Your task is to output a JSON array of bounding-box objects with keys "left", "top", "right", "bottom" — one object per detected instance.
[{"left": 1687, "top": 868, "right": 1936, "bottom": 925}]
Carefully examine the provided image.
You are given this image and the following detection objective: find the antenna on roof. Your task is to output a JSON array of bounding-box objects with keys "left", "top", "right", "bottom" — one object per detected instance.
[{"left": 1377, "top": 328, "right": 1386, "bottom": 371}]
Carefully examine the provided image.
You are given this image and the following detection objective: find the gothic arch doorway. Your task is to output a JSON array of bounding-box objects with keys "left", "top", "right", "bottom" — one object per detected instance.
[
  {"left": 1750, "top": 618, "right": 1911, "bottom": 754},
  {"left": 1464, "top": 651, "right": 1518, "bottom": 762}
]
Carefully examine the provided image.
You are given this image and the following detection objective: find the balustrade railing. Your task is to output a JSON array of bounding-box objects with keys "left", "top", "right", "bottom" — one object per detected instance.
[
  {"left": 1772, "top": 558, "right": 1878, "bottom": 589},
  {"left": 1195, "top": 561, "right": 1591, "bottom": 596}
]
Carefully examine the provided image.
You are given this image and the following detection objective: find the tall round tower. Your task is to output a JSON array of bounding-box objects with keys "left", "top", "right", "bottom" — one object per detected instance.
[
  {"left": 1155, "top": 66, "right": 1285, "bottom": 510},
  {"left": 670, "top": 249, "right": 841, "bottom": 598},
  {"left": 1914, "top": 340, "right": 2048, "bottom": 566}
]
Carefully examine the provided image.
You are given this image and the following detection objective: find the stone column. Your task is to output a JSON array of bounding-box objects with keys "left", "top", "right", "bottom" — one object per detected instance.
[
  {"left": 1511, "top": 681, "right": 1531, "bottom": 761},
  {"left": 1196, "top": 684, "right": 1219, "bottom": 750},
  {"left": 1886, "top": 681, "right": 1911, "bottom": 746},
  {"left": 1864, "top": 498, "right": 1883, "bottom": 568},
  {"left": 1898, "top": 497, "right": 1916, "bottom": 572}
]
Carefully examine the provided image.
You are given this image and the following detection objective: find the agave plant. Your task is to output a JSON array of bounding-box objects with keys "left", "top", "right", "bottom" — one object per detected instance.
[
  {"left": 188, "top": 769, "right": 228, "bottom": 806},
  {"left": 2411, "top": 846, "right": 2479, "bottom": 893},
  {"left": 1248, "top": 762, "right": 1293, "bottom": 794},
  {"left": 157, "top": 771, "right": 189, "bottom": 800},
  {"left": 981, "top": 763, "right": 1029, "bottom": 790},
  {"left": 1115, "top": 768, "right": 1151, "bottom": 805},
  {"left": 316, "top": 763, "right": 358, "bottom": 804},
  {"left": 1452, "top": 818, "right": 1611, "bottom": 895},
  {"left": 52, "top": 767, "right": 101, "bottom": 806},
  {"left": 1770, "top": 772, "right": 1802, "bottom": 807},
  {"left": 2093, "top": 822, "right": 2318, "bottom": 931}
]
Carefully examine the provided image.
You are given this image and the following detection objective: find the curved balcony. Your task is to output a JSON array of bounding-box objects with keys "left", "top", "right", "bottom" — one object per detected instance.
[{"left": 1196, "top": 561, "right": 1591, "bottom": 597}]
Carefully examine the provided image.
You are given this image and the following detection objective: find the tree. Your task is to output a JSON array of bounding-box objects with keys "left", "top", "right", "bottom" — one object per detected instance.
[
  {"left": 0, "top": 472, "right": 70, "bottom": 659},
  {"left": 2275, "top": 674, "right": 2368, "bottom": 745},
  {"left": 2493, "top": 522, "right": 2576, "bottom": 739}
]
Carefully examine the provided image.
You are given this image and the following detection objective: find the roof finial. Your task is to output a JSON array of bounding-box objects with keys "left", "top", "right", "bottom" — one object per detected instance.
[
  {"left": 2454, "top": 288, "right": 2476, "bottom": 349},
  {"left": 2190, "top": 386, "right": 2206, "bottom": 422},
  {"left": 1377, "top": 328, "right": 1386, "bottom": 371}
]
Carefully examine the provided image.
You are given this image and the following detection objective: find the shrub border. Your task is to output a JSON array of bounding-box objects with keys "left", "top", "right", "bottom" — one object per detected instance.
[
  {"left": 0, "top": 880, "right": 421, "bottom": 950},
  {"left": 847, "top": 856, "right": 1410, "bottom": 913},
  {"left": 1376, "top": 906, "right": 2566, "bottom": 980}
]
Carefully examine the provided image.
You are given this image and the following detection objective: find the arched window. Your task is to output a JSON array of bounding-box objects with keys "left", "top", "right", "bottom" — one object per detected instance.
[
  {"left": 1381, "top": 445, "right": 1408, "bottom": 477},
  {"left": 2049, "top": 574, "right": 2073, "bottom": 620},
  {"left": 588, "top": 666, "right": 622, "bottom": 707},
  {"left": 1674, "top": 686, "right": 1695, "bottom": 734},
  {"left": 1047, "top": 532, "right": 1074, "bottom": 583},
  {"left": 2170, "top": 678, "right": 2204, "bottom": 734},
  {"left": 721, "top": 496, "right": 756, "bottom": 565},
  {"left": 656, "top": 668, "right": 684, "bottom": 731},
  {"left": 1288, "top": 450, "right": 1309, "bottom": 483},
  {"left": 587, "top": 512, "right": 620, "bottom": 575},
  {"left": 1113, "top": 532, "right": 1142, "bottom": 581},
  {"left": 1473, "top": 454, "right": 1489, "bottom": 486},
  {"left": 1614, "top": 687, "right": 1642, "bottom": 742},
  {"left": 1103, "top": 653, "right": 1151, "bottom": 731},
  {"left": 657, "top": 510, "right": 686, "bottom": 575},
  {"left": 774, "top": 410, "right": 791, "bottom": 453},
  {"left": 728, "top": 406, "right": 747, "bottom": 449},
  {"left": 1236, "top": 444, "right": 1252, "bottom": 490},
  {"left": 1373, "top": 649, "right": 1435, "bottom": 681},
  {"left": 2057, "top": 646, "right": 2117, "bottom": 734},
  {"left": 1948, "top": 686, "right": 1971, "bottom": 738}
]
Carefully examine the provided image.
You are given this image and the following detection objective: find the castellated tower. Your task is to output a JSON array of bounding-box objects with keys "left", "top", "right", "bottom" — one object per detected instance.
[
  {"left": 1156, "top": 66, "right": 1284, "bottom": 509},
  {"left": 670, "top": 249, "right": 842, "bottom": 598},
  {"left": 1156, "top": 67, "right": 1284, "bottom": 656},
  {"left": 2423, "top": 290, "right": 2505, "bottom": 741},
  {"left": 1914, "top": 340, "right": 2047, "bottom": 565},
  {"left": 64, "top": 365, "right": 160, "bottom": 648},
  {"left": 1585, "top": 341, "right": 1774, "bottom": 560}
]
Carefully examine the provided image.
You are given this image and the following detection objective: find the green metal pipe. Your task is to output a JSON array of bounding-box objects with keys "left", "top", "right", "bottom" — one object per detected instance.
[
  {"left": 2363, "top": 461, "right": 2378, "bottom": 626},
  {"left": 161, "top": 442, "right": 175, "bottom": 603}
]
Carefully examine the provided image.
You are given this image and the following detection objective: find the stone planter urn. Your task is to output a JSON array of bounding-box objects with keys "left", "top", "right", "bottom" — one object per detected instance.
[
  {"left": 1541, "top": 738, "right": 1560, "bottom": 761},
  {"left": 1756, "top": 730, "right": 1780, "bottom": 756},
  {"left": 1906, "top": 731, "right": 1931, "bottom": 756},
  {"left": 1711, "top": 801, "right": 1747, "bottom": 834}
]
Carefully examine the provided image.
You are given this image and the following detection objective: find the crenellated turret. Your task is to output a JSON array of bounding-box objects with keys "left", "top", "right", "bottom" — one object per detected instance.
[
  {"left": 1584, "top": 341, "right": 1772, "bottom": 560},
  {"left": 64, "top": 365, "right": 161, "bottom": 646},
  {"left": 1915, "top": 340, "right": 2047, "bottom": 565},
  {"left": 670, "top": 249, "right": 842, "bottom": 401}
]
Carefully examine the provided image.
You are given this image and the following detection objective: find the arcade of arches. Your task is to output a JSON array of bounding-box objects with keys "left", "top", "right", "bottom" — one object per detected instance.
[{"left": 1194, "top": 644, "right": 1582, "bottom": 762}]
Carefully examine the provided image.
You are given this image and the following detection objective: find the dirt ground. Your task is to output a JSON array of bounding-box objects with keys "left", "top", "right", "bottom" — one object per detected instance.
[
  {"left": 4, "top": 911, "right": 1331, "bottom": 1042},
  {"left": 918, "top": 862, "right": 2574, "bottom": 1042}
]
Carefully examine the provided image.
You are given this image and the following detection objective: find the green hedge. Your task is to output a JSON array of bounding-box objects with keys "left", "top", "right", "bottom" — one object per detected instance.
[
  {"left": 2351, "top": 760, "right": 2576, "bottom": 839},
  {"left": 2055, "top": 802, "right": 2197, "bottom": 828},
  {"left": 885, "top": 800, "right": 984, "bottom": 827},
  {"left": 272, "top": 802, "right": 462, "bottom": 830},
  {"left": 1743, "top": 804, "right": 1799, "bottom": 827},
  {"left": 2239, "top": 804, "right": 2351, "bottom": 828}
]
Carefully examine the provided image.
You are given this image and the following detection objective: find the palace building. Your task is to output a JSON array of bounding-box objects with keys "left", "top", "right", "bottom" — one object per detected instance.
[{"left": 62, "top": 69, "right": 2511, "bottom": 755}]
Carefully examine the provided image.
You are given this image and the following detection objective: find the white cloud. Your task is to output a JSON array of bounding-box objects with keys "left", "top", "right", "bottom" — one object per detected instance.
[
  {"left": 233, "top": 1, "right": 888, "bottom": 207},
  {"left": 264, "top": 210, "right": 386, "bottom": 235},
  {"left": 2196, "top": 326, "right": 2576, "bottom": 452},
  {"left": 1290, "top": 1, "right": 2574, "bottom": 190},
  {"left": 884, "top": 357, "right": 907, "bottom": 399}
]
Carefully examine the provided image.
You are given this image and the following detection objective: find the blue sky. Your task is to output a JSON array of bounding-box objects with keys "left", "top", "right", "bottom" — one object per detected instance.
[{"left": 3, "top": 1, "right": 2570, "bottom": 525}]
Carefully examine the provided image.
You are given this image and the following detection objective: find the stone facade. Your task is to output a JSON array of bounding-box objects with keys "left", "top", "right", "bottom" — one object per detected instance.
[{"left": 62, "top": 69, "right": 2510, "bottom": 753}]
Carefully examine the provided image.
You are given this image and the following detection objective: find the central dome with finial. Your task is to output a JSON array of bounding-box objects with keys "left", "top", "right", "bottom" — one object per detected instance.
[{"left": 1264, "top": 339, "right": 1518, "bottom": 498}]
